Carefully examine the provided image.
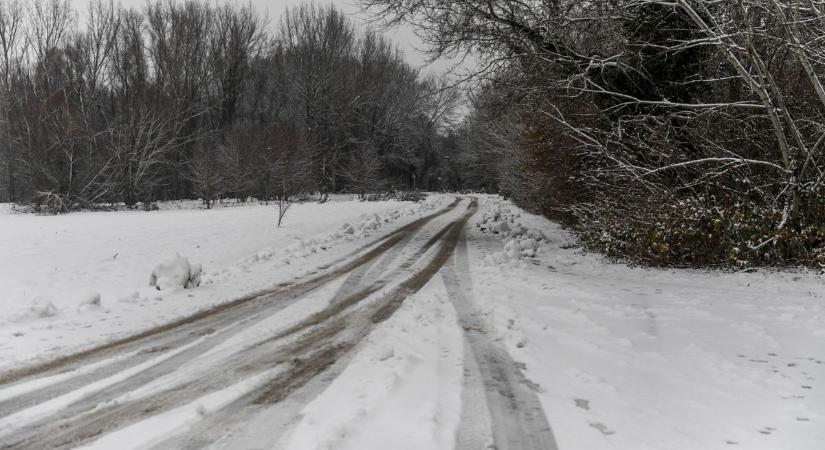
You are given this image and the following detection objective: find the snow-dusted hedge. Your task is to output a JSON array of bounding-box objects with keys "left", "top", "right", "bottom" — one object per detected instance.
[{"left": 576, "top": 197, "right": 825, "bottom": 268}]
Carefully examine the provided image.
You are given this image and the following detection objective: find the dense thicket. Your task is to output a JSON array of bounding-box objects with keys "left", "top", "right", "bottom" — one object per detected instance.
[
  {"left": 366, "top": 0, "right": 825, "bottom": 267},
  {"left": 0, "top": 0, "right": 458, "bottom": 211}
]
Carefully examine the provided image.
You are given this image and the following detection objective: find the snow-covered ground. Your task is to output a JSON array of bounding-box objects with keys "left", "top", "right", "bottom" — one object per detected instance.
[
  {"left": 281, "top": 278, "right": 464, "bottom": 450},
  {"left": 0, "top": 196, "right": 450, "bottom": 371},
  {"left": 2, "top": 193, "right": 823, "bottom": 450},
  {"left": 274, "top": 195, "right": 825, "bottom": 450},
  {"left": 464, "top": 195, "right": 825, "bottom": 450}
]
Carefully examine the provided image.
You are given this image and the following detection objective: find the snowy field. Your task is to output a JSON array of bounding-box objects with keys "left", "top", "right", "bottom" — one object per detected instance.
[
  {"left": 0, "top": 196, "right": 450, "bottom": 371},
  {"left": 1, "top": 193, "right": 823, "bottom": 449}
]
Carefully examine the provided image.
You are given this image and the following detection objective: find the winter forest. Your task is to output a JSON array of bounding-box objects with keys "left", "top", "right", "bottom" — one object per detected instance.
[
  {"left": 4, "top": 0, "right": 825, "bottom": 268},
  {"left": 0, "top": 0, "right": 460, "bottom": 210}
]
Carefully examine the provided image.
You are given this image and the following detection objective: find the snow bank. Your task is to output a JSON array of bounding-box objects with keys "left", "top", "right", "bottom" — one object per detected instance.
[
  {"left": 223, "top": 196, "right": 454, "bottom": 278},
  {"left": 476, "top": 197, "right": 546, "bottom": 266},
  {"left": 330, "top": 207, "right": 415, "bottom": 240}
]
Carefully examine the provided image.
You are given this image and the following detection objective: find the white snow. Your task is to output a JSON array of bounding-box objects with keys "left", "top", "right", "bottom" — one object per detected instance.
[
  {"left": 0, "top": 350, "right": 139, "bottom": 404},
  {"left": 77, "top": 367, "right": 284, "bottom": 450},
  {"left": 281, "top": 276, "right": 464, "bottom": 450},
  {"left": 111, "top": 277, "right": 350, "bottom": 405},
  {"left": 465, "top": 195, "right": 825, "bottom": 450},
  {"left": 0, "top": 336, "right": 208, "bottom": 438},
  {"left": 4, "top": 192, "right": 822, "bottom": 450},
  {"left": 0, "top": 196, "right": 452, "bottom": 371}
]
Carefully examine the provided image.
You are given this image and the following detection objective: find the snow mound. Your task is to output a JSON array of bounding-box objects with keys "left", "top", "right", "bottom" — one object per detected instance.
[
  {"left": 358, "top": 213, "right": 382, "bottom": 232},
  {"left": 149, "top": 256, "right": 202, "bottom": 291},
  {"left": 477, "top": 200, "right": 545, "bottom": 265},
  {"left": 285, "top": 239, "right": 321, "bottom": 258},
  {"left": 83, "top": 293, "right": 101, "bottom": 306},
  {"left": 339, "top": 223, "right": 355, "bottom": 236},
  {"left": 8, "top": 297, "right": 61, "bottom": 323},
  {"left": 76, "top": 293, "right": 102, "bottom": 312},
  {"left": 418, "top": 195, "right": 444, "bottom": 212},
  {"left": 383, "top": 210, "right": 401, "bottom": 222},
  {"left": 29, "top": 298, "right": 59, "bottom": 319}
]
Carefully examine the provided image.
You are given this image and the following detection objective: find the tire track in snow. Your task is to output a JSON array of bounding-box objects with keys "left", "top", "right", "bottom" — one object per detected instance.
[
  {"left": 0, "top": 198, "right": 461, "bottom": 390},
  {"left": 0, "top": 199, "right": 476, "bottom": 450},
  {"left": 150, "top": 199, "right": 480, "bottom": 450},
  {"left": 443, "top": 225, "right": 559, "bottom": 450},
  {"left": 0, "top": 199, "right": 459, "bottom": 396}
]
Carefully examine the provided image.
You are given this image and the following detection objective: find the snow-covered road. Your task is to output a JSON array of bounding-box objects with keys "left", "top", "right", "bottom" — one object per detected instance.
[
  {"left": 1, "top": 195, "right": 823, "bottom": 449},
  {"left": 0, "top": 197, "right": 558, "bottom": 449}
]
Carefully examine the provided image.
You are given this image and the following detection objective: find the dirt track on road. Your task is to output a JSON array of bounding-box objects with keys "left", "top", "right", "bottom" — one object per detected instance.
[
  {"left": 0, "top": 199, "right": 479, "bottom": 449},
  {"left": 0, "top": 197, "right": 558, "bottom": 450}
]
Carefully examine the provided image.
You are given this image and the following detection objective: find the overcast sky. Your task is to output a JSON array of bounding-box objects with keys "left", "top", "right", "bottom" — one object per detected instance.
[{"left": 101, "top": 0, "right": 456, "bottom": 76}]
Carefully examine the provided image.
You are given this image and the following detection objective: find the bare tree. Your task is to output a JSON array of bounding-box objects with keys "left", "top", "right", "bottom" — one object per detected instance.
[
  {"left": 0, "top": 0, "right": 454, "bottom": 214},
  {"left": 363, "top": 0, "right": 825, "bottom": 264},
  {"left": 188, "top": 143, "right": 224, "bottom": 209},
  {"left": 108, "top": 111, "right": 177, "bottom": 206},
  {"left": 0, "top": 0, "right": 25, "bottom": 202},
  {"left": 209, "top": 3, "right": 265, "bottom": 129}
]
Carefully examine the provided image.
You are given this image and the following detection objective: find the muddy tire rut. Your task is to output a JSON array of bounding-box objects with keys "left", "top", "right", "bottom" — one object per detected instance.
[
  {"left": 0, "top": 199, "right": 476, "bottom": 450},
  {"left": 443, "top": 227, "right": 558, "bottom": 450}
]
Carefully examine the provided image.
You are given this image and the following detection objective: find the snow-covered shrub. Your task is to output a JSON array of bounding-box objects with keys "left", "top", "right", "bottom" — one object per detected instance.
[
  {"left": 576, "top": 197, "right": 825, "bottom": 267},
  {"left": 361, "top": 191, "right": 426, "bottom": 202},
  {"left": 394, "top": 191, "right": 426, "bottom": 202},
  {"left": 149, "top": 256, "right": 203, "bottom": 291},
  {"left": 31, "top": 191, "right": 70, "bottom": 214}
]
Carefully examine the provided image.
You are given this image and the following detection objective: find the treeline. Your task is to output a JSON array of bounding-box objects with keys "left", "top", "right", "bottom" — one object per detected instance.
[
  {"left": 367, "top": 0, "right": 825, "bottom": 267},
  {"left": 0, "top": 0, "right": 458, "bottom": 211}
]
